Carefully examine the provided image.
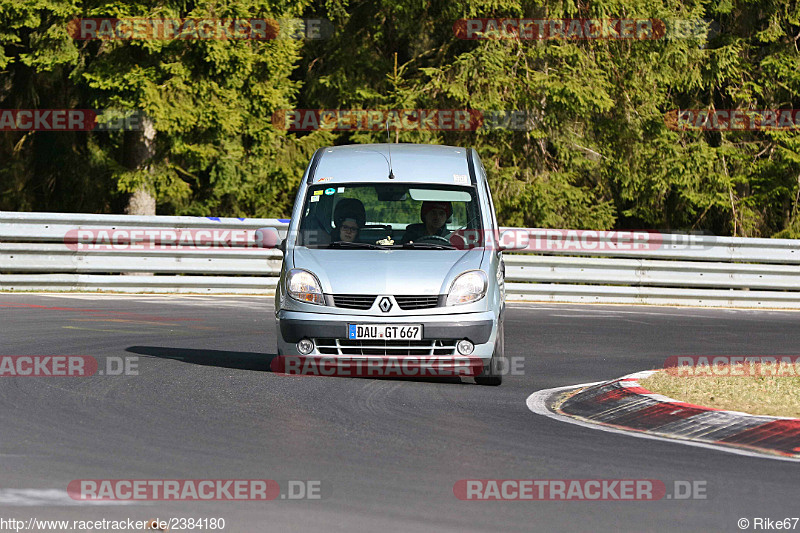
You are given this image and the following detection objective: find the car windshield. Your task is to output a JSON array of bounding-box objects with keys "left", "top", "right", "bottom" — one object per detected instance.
[{"left": 296, "top": 183, "right": 483, "bottom": 249}]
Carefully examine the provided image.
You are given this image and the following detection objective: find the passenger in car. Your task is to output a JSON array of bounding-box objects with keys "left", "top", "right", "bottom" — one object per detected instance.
[
  {"left": 336, "top": 219, "right": 360, "bottom": 242},
  {"left": 401, "top": 201, "right": 452, "bottom": 243},
  {"left": 331, "top": 198, "right": 367, "bottom": 242}
]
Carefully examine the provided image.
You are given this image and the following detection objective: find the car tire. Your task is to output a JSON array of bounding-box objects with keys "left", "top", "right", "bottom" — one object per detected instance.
[{"left": 475, "top": 373, "right": 502, "bottom": 386}]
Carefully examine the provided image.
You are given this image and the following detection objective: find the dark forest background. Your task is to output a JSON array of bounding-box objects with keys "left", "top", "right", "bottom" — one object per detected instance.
[{"left": 2, "top": 0, "right": 799, "bottom": 237}]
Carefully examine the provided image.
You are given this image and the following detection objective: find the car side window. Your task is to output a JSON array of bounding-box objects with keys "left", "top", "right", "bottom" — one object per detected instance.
[{"left": 476, "top": 155, "right": 498, "bottom": 232}]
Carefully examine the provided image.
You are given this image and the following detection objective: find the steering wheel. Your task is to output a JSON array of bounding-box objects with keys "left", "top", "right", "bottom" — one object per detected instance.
[{"left": 414, "top": 234, "right": 452, "bottom": 245}]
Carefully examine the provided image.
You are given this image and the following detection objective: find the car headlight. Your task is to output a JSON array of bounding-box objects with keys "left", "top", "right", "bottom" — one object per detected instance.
[
  {"left": 446, "top": 270, "right": 488, "bottom": 306},
  {"left": 286, "top": 269, "right": 324, "bottom": 305}
]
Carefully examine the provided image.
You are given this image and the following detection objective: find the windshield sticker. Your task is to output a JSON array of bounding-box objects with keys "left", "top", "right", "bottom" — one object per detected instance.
[
  {"left": 454, "top": 174, "right": 468, "bottom": 184},
  {"left": 337, "top": 187, "right": 345, "bottom": 193},
  {"left": 324, "top": 187, "right": 336, "bottom": 195},
  {"left": 310, "top": 195, "right": 320, "bottom": 202},
  {"left": 313, "top": 190, "right": 323, "bottom": 196}
]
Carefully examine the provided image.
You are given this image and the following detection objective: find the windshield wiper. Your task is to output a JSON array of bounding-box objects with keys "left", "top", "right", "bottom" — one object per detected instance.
[
  {"left": 401, "top": 242, "right": 456, "bottom": 250},
  {"left": 328, "top": 241, "right": 391, "bottom": 249}
]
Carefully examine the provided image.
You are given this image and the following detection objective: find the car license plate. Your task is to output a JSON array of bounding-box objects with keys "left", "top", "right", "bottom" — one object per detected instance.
[{"left": 348, "top": 324, "right": 423, "bottom": 340}]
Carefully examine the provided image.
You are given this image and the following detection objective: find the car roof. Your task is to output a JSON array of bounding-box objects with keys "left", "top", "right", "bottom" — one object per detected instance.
[{"left": 310, "top": 144, "right": 474, "bottom": 186}]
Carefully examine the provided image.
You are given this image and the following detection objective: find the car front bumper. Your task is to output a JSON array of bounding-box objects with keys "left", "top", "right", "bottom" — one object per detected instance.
[{"left": 276, "top": 308, "right": 499, "bottom": 361}]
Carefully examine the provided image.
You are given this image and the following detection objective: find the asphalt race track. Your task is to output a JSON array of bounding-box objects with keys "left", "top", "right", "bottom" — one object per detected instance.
[{"left": 0, "top": 293, "right": 798, "bottom": 532}]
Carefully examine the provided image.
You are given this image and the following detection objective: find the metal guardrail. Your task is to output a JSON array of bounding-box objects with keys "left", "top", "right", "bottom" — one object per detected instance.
[
  {"left": 2, "top": 211, "right": 800, "bottom": 307},
  {"left": 0, "top": 211, "right": 286, "bottom": 294}
]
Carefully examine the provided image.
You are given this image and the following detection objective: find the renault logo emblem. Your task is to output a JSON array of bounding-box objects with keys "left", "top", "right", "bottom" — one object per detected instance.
[{"left": 378, "top": 297, "right": 392, "bottom": 313}]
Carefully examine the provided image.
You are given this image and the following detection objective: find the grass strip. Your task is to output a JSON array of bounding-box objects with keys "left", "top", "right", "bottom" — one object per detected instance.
[{"left": 640, "top": 363, "right": 800, "bottom": 418}]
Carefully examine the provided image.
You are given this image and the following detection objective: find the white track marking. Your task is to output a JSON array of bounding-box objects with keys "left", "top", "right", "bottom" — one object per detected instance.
[
  {"left": 547, "top": 314, "right": 654, "bottom": 325},
  {"left": 525, "top": 383, "right": 800, "bottom": 463},
  {"left": 0, "top": 489, "right": 139, "bottom": 506}
]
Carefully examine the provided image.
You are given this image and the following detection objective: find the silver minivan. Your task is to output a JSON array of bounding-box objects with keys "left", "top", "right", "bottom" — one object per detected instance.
[{"left": 261, "top": 143, "right": 509, "bottom": 385}]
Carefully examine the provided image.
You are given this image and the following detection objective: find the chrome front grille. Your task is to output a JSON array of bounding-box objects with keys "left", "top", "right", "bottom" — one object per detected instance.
[
  {"left": 394, "top": 295, "right": 440, "bottom": 310},
  {"left": 314, "top": 338, "right": 456, "bottom": 356},
  {"left": 330, "top": 294, "right": 441, "bottom": 310},
  {"left": 331, "top": 294, "right": 376, "bottom": 310}
]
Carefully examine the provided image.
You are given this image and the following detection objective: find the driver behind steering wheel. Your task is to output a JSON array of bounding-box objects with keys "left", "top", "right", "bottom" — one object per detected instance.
[{"left": 401, "top": 201, "right": 452, "bottom": 244}]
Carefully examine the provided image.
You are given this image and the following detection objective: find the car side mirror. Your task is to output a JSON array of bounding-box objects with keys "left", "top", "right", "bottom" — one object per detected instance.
[
  {"left": 256, "top": 227, "right": 283, "bottom": 252},
  {"left": 497, "top": 230, "right": 527, "bottom": 251}
]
